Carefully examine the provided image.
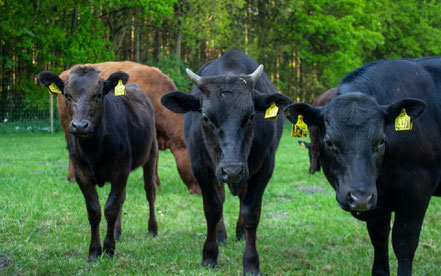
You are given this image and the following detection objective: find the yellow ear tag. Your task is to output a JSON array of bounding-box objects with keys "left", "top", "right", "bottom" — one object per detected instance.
[
  {"left": 48, "top": 83, "right": 62, "bottom": 95},
  {"left": 264, "top": 101, "right": 279, "bottom": 120},
  {"left": 395, "top": 108, "right": 412, "bottom": 131},
  {"left": 292, "top": 115, "right": 308, "bottom": 137},
  {"left": 300, "top": 142, "right": 306, "bottom": 149},
  {"left": 114, "top": 80, "right": 126, "bottom": 96}
]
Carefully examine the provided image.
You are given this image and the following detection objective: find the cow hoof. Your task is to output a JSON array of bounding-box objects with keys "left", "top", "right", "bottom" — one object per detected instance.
[
  {"left": 114, "top": 230, "right": 122, "bottom": 241},
  {"left": 243, "top": 267, "right": 260, "bottom": 276},
  {"left": 189, "top": 185, "right": 202, "bottom": 194},
  {"left": 87, "top": 252, "right": 102, "bottom": 262},
  {"left": 202, "top": 258, "right": 217, "bottom": 268},
  {"left": 236, "top": 231, "right": 245, "bottom": 241},
  {"left": 148, "top": 220, "right": 158, "bottom": 237}
]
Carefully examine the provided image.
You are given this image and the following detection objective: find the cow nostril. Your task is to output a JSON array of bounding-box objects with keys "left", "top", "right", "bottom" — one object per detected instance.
[
  {"left": 350, "top": 192, "right": 359, "bottom": 203},
  {"left": 221, "top": 167, "right": 227, "bottom": 175},
  {"left": 83, "top": 121, "right": 89, "bottom": 130}
]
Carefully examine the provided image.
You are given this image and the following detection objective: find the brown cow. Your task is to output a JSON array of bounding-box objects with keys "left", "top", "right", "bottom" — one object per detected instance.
[
  {"left": 39, "top": 66, "right": 158, "bottom": 261},
  {"left": 58, "top": 61, "right": 200, "bottom": 194},
  {"left": 298, "top": 88, "right": 337, "bottom": 174}
]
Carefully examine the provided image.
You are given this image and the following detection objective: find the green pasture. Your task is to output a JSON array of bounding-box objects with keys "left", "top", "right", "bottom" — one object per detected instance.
[{"left": 0, "top": 128, "right": 440, "bottom": 275}]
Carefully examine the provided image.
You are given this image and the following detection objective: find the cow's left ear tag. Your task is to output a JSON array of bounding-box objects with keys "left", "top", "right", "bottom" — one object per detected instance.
[
  {"left": 395, "top": 108, "right": 412, "bottom": 131},
  {"left": 48, "top": 83, "right": 62, "bottom": 95},
  {"left": 264, "top": 101, "right": 279, "bottom": 120},
  {"left": 114, "top": 80, "right": 126, "bottom": 96},
  {"left": 292, "top": 115, "right": 308, "bottom": 137}
]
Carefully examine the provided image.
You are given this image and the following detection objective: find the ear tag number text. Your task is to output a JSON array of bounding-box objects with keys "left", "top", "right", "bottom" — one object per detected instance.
[
  {"left": 114, "top": 80, "right": 126, "bottom": 96},
  {"left": 292, "top": 115, "right": 308, "bottom": 137},
  {"left": 395, "top": 108, "right": 412, "bottom": 131},
  {"left": 264, "top": 101, "right": 279, "bottom": 120}
]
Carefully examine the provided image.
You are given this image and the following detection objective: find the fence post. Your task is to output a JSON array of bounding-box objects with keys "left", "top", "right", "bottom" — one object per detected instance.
[{"left": 50, "top": 94, "right": 53, "bottom": 133}]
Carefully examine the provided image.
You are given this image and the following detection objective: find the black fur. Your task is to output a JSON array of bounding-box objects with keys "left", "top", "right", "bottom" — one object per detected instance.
[
  {"left": 161, "top": 49, "right": 291, "bottom": 275},
  {"left": 286, "top": 57, "right": 441, "bottom": 275}
]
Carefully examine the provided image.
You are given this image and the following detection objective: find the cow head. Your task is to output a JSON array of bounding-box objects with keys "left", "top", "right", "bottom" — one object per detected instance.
[
  {"left": 285, "top": 92, "right": 425, "bottom": 211},
  {"left": 161, "top": 65, "right": 291, "bottom": 195},
  {"left": 38, "top": 66, "right": 128, "bottom": 139}
]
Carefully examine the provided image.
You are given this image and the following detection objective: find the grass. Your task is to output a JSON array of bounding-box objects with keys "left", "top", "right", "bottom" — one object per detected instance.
[{"left": 0, "top": 127, "right": 440, "bottom": 275}]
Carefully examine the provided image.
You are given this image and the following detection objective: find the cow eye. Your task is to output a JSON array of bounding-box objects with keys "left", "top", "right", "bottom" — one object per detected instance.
[
  {"left": 64, "top": 94, "right": 73, "bottom": 101},
  {"left": 376, "top": 138, "right": 386, "bottom": 150},
  {"left": 379, "top": 138, "right": 385, "bottom": 146},
  {"left": 323, "top": 137, "right": 337, "bottom": 151},
  {"left": 243, "top": 113, "right": 255, "bottom": 126},
  {"left": 325, "top": 138, "right": 334, "bottom": 148},
  {"left": 92, "top": 93, "right": 102, "bottom": 100},
  {"left": 201, "top": 114, "right": 216, "bottom": 128}
]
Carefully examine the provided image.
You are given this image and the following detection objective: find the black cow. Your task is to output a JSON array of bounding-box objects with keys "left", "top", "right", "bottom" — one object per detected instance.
[
  {"left": 161, "top": 49, "right": 292, "bottom": 275},
  {"left": 298, "top": 88, "right": 337, "bottom": 174},
  {"left": 285, "top": 57, "right": 441, "bottom": 275},
  {"left": 38, "top": 66, "right": 158, "bottom": 261}
]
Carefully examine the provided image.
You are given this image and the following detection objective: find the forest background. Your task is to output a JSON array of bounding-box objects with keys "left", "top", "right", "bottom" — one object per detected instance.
[{"left": 2, "top": 0, "right": 441, "bottom": 125}]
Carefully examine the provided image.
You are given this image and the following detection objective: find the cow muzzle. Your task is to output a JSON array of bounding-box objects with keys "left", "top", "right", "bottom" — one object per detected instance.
[
  {"left": 69, "top": 120, "right": 93, "bottom": 137},
  {"left": 345, "top": 190, "right": 377, "bottom": 211},
  {"left": 216, "top": 163, "right": 248, "bottom": 195}
]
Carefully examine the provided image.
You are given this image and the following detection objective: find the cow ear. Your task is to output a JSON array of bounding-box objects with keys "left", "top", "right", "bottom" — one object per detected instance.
[
  {"left": 284, "top": 103, "right": 323, "bottom": 126},
  {"left": 254, "top": 93, "right": 292, "bottom": 111},
  {"left": 161, "top": 91, "right": 201, "bottom": 113},
  {"left": 104, "top": 71, "right": 129, "bottom": 95},
  {"left": 384, "top": 98, "right": 425, "bottom": 124},
  {"left": 38, "top": 71, "right": 64, "bottom": 94}
]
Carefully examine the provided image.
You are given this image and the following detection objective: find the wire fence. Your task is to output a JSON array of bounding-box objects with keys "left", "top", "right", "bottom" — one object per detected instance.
[{"left": 0, "top": 95, "right": 62, "bottom": 134}]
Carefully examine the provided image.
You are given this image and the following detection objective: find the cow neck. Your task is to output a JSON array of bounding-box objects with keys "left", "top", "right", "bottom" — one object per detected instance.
[{"left": 74, "top": 128, "right": 103, "bottom": 163}]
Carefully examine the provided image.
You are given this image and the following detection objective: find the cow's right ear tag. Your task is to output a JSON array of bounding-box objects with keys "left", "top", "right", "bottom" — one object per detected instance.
[
  {"left": 114, "top": 80, "right": 126, "bottom": 96},
  {"left": 292, "top": 115, "right": 308, "bottom": 137},
  {"left": 48, "top": 83, "right": 62, "bottom": 95},
  {"left": 264, "top": 101, "right": 279, "bottom": 120},
  {"left": 395, "top": 108, "right": 412, "bottom": 131}
]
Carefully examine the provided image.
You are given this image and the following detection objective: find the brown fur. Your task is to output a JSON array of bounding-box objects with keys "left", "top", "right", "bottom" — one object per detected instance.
[{"left": 58, "top": 61, "right": 200, "bottom": 194}]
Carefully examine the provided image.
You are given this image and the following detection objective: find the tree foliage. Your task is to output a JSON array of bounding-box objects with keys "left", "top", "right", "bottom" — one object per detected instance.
[{"left": 1, "top": 0, "right": 441, "bottom": 119}]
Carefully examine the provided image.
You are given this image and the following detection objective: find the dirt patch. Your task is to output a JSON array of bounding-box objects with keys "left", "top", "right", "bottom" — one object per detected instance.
[
  {"left": 295, "top": 186, "right": 327, "bottom": 194},
  {"left": 0, "top": 255, "right": 11, "bottom": 269}
]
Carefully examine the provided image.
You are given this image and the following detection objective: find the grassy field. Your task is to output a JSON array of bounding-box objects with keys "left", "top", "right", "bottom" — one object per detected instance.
[{"left": 0, "top": 128, "right": 440, "bottom": 275}]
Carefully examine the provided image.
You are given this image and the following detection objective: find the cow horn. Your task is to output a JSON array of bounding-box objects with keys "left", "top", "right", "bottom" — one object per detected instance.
[
  {"left": 186, "top": 68, "right": 202, "bottom": 86},
  {"left": 249, "top": 64, "right": 264, "bottom": 82}
]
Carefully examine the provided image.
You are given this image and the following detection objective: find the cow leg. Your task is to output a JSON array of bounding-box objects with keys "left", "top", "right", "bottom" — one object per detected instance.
[
  {"left": 68, "top": 157, "right": 75, "bottom": 181},
  {"left": 216, "top": 184, "right": 227, "bottom": 244},
  {"left": 199, "top": 182, "right": 224, "bottom": 268},
  {"left": 241, "top": 165, "right": 272, "bottom": 275},
  {"left": 236, "top": 201, "right": 245, "bottom": 241},
  {"left": 103, "top": 177, "right": 128, "bottom": 258},
  {"left": 392, "top": 199, "right": 430, "bottom": 276},
  {"left": 308, "top": 126, "right": 320, "bottom": 174},
  {"left": 171, "top": 146, "right": 201, "bottom": 194},
  {"left": 366, "top": 214, "right": 391, "bottom": 276},
  {"left": 77, "top": 181, "right": 102, "bottom": 262},
  {"left": 114, "top": 189, "right": 126, "bottom": 241},
  {"left": 143, "top": 151, "right": 158, "bottom": 237}
]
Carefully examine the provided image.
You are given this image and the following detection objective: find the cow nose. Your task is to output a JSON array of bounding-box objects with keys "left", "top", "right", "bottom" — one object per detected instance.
[
  {"left": 219, "top": 164, "right": 245, "bottom": 183},
  {"left": 69, "top": 120, "right": 91, "bottom": 134},
  {"left": 347, "top": 191, "right": 375, "bottom": 211}
]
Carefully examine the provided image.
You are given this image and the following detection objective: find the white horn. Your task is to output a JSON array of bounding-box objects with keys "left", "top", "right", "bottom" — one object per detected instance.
[
  {"left": 186, "top": 68, "right": 202, "bottom": 86},
  {"left": 249, "top": 64, "right": 264, "bottom": 82}
]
